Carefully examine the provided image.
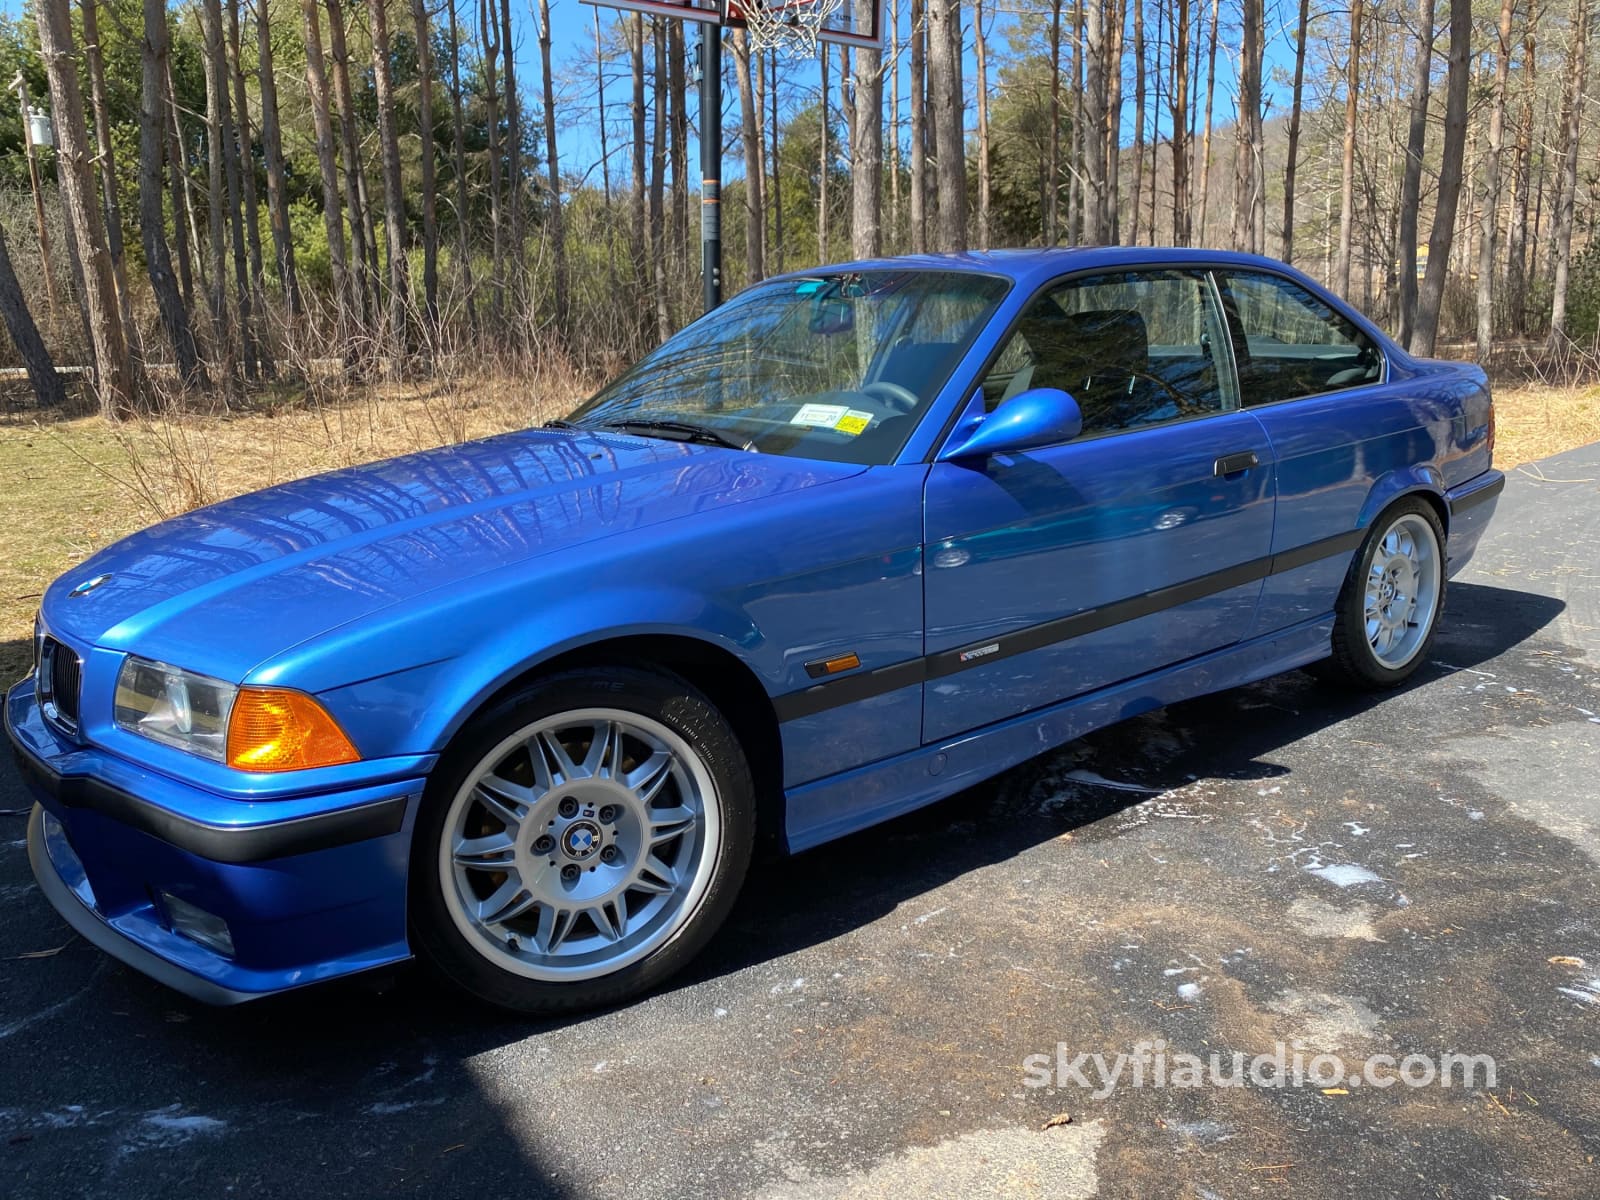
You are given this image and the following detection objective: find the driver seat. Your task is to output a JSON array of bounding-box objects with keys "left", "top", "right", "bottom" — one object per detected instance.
[{"left": 1006, "top": 306, "right": 1151, "bottom": 433}]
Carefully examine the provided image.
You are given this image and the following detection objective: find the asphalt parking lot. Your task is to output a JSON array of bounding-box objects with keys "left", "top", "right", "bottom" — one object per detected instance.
[{"left": 3, "top": 443, "right": 1598, "bottom": 1199}]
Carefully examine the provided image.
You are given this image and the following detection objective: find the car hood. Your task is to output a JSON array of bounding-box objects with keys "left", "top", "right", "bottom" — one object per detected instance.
[{"left": 42, "top": 429, "right": 864, "bottom": 681}]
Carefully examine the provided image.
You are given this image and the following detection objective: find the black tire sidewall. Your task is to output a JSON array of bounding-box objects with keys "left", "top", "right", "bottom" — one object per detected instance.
[{"left": 409, "top": 666, "right": 756, "bottom": 1014}]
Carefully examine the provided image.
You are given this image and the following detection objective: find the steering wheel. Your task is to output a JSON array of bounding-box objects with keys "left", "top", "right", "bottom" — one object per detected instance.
[
  {"left": 1111, "top": 366, "right": 1190, "bottom": 408},
  {"left": 858, "top": 380, "right": 920, "bottom": 414}
]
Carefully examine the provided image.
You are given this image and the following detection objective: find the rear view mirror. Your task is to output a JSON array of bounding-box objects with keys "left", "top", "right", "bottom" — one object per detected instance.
[
  {"left": 809, "top": 295, "right": 854, "bottom": 336},
  {"left": 938, "top": 388, "right": 1084, "bottom": 461}
]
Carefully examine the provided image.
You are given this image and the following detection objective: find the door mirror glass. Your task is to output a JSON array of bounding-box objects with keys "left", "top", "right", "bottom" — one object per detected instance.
[{"left": 939, "top": 388, "right": 1084, "bottom": 461}]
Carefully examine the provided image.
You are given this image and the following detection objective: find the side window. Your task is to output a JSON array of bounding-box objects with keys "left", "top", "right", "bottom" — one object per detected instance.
[
  {"left": 1219, "top": 271, "right": 1383, "bottom": 405},
  {"left": 981, "top": 270, "right": 1231, "bottom": 437}
]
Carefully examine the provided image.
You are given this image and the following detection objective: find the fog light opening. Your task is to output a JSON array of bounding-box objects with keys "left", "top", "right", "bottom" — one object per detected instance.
[{"left": 159, "top": 892, "right": 236, "bottom": 958}]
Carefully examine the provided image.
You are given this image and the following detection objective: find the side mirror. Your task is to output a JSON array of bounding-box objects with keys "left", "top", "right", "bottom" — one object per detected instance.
[{"left": 938, "top": 388, "right": 1083, "bottom": 462}]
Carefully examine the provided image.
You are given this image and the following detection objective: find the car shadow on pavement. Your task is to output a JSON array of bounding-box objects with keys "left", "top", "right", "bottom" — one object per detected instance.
[{"left": 684, "top": 579, "right": 1569, "bottom": 987}]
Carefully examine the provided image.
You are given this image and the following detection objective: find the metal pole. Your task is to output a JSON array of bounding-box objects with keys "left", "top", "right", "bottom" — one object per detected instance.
[
  {"left": 10, "top": 74, "right": 59, "bottom": 323},
  {"left": 699, "top": 26, "right": 722, "bottom": 312}
]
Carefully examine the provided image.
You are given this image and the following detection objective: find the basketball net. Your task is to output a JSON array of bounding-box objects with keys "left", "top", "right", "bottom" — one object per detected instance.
[{"left": 727, "top": 0, "right": 845, "bottom": 57}]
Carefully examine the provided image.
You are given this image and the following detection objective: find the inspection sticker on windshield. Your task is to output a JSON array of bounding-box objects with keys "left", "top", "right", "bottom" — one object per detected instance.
[
  {"left": 835, "top": 410, "right": 873, "bottom": 435},
  {"left": 791, "top": 404, "right": 874, "bottom": 435}
]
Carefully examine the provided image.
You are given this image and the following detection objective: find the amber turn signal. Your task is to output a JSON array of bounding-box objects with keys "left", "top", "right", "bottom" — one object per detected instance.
[{"left": 226, "top": 687, "right": 360, "bottom": 772}]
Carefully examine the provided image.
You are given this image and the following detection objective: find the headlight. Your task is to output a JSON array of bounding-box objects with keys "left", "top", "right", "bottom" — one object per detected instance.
[
  {"left": 114, "top": 657, "right": 236, "bottom": 761},
  {"left": 114, "top": 656, "right": 360, "bottom": 771}
]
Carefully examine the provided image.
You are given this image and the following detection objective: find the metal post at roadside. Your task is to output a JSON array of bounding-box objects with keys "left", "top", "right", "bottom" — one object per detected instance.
[
  {"left": 9, "top": 73, "right": 59, "bottom": 325},
  {"left": 698, "top": 28, "right": 722, "bottom": 313}
]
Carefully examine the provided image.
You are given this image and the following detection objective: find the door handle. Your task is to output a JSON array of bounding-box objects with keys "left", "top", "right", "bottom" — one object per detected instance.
[{"left": 1214, "top": 450, "right": 1259, "bottom": 477}]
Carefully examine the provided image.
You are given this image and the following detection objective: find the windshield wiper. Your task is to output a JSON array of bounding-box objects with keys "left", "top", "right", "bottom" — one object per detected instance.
[
  {"left": 542, "top": 418, "right": 585, "bottom": 431},
  {"left": 599, "top": 418, "right": 752, "bottom": 452}
]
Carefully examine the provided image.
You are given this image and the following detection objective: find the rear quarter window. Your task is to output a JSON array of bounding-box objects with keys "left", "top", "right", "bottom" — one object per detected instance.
[{"left": 1219, "top": 271, "right": 1383, "bottom": 406}]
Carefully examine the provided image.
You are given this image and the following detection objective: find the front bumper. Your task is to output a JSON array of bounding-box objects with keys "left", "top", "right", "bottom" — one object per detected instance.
[{"left": 8, "top": 680, "right": 424, "bottom": 1004}]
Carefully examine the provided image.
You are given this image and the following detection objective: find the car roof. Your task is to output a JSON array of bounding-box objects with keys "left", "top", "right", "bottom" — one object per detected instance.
[{"left": 771, "top": 247, "right": 1311, "bottom": 293}]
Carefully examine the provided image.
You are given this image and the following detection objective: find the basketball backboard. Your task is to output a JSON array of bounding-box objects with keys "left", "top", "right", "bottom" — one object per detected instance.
[{"left": 580, "top": 0, "right": 883, "bottom": 50}]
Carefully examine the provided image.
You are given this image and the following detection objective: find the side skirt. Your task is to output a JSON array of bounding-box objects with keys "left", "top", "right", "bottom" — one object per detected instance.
[{"left": 782, "top": 614, "right": 1335, "bottom": 853}]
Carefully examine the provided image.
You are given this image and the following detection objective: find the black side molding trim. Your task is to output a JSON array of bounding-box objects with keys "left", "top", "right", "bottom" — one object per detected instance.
[
  {"left": 1448, "top": 472, "right": 1505, "bottom": 514},
  {"left": 7, "top": 734, "right": 409, "bottom": 865},
  {"left": 772, "top": 526, "right": 1367, "bottom": 723}
]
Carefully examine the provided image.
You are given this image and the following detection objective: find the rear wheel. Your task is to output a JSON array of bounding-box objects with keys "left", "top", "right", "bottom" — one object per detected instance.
[
  {"left": 1320, "top": 498, "right": 1446, "bottom": 689},
  {"left": 410, "top": 667, "right": 754, "bottom": 1014}
]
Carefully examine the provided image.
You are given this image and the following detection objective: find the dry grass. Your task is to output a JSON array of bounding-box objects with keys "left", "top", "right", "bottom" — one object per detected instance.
[
  {"left": 0, "top": 375, "right": 1594, "bottom": 687},
  {"left": 1487, "top": 382, "right": 1600, "bottom": 469},
  {"left": 0, "top": 370, "right": 581, "bottom": 682}
]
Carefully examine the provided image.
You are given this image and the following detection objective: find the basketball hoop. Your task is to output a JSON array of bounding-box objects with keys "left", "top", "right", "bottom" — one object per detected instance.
[{"left": 726, "top": 0, "right": 845, "bottom": 57}]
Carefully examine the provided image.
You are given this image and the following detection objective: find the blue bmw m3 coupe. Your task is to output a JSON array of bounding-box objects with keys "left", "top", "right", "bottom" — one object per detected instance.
[{"left": 8, "top": 249, "right": 1504, "bottom": 1013}]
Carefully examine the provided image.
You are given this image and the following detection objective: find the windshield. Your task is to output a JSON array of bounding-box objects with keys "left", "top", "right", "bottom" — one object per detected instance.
[{"left": 568, "top": 270, "right": 1011, "bottom": 464}]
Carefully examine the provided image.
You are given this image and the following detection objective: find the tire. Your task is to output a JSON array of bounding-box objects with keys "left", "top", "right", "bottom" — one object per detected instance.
[
  {"left": 410, "top": 666, "right": 755, "bottom": 1014},
  {"left": 1319, "top": 497, "right": 1447, "bottom": 690}
]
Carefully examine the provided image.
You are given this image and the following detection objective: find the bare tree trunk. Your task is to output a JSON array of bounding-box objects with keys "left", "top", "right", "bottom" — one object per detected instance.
[
  {"left": 163, "top": 74, "right": 198, "bottom": 313},
  {"left": 257, "top": 0, "right": 302, "bottom": 319},
  {"left": 140, "top": 0, "right": 205, "bottom": 388},
  {"left": 449, "top": 0, "right": 475, "bottom": 328},
  {"left": 1475, "top": 0, "right": 1515, "bottom": 361},
  {"left": 1505, "top": 4, "right": 1538, "bottom": 337},
  {"left": 1411, "top": 0, "right": 1471, "bottom": 355},
  {"left": 668, "top": 22, "right": 689, "bottom": 288},
  {"left": 499, "top": 0, "right": 521, "bottom": 299},
  {"left": 481, "top": 0, "right": 504, "bottom": 322},
  {"left": 908, "top": 0, "right": 926, "bottom": 253},
  {"left": 853, "top": 0, "right": 885, "bottom": 257},
  {"left": 1105, "top": 0, "right": 1123, "bottom": 244},
  {"left": 770, "top": 50, "right": 785, "bottom": 273},
  {"left": 412, "top": 0, "right": 440, "bottom": 336},
  {"left": 1196, "top": 0, "right": 1219, "bottom": 242},
  {"left": 973, "top": 0, "right": 990, "bottom": 251},
  {"left": 1046, "top": 0, "right": 1062, "bottom": 243},
  {"left": 200, "top": 0, "right": 237, "bottom": 384},
  {"left": 1281, "top": 0, "right": 1310, "bottom": 262},
  {"left": 0, "top": 223, "right": 67, "bottom": 407},
  {"left": 1148, "top": 0, "right": 1163, "bottom": 242},
  {"left": 1081, "top": 0, "right": 1108, "bottom": 243},
  {"left": 80, "top": 0, "right": 138, "bottom": 351},
  {"left": 928, "top": 0, "right": 960, "bottom": 249},
  {"left": 1068, "top": 0, "right": 1083, "bottom": 239},
  {"left": 733, "top": 30, "right": 765, "bottom": 282},
  {"left": 1169, "top": 0, "right": 1191, "bottom": 245},
  {"left": 650, "top": 20, "right": 669, "bottom": 341},
  {"left": 327, "top": 0, "right": 375, "bottom": 329},
  {"left": 1396, "top": 0, "right": 1434, "bottom": 343},
  {"left": 536, "top": 0, "right": 566, "bottom": 336},
  {"left": 35, "top": 0, "right": 138, "bottom": 416},
  {"left": 300, "top": 0, "right": 350, "bottom": 335},
  {"left": 629, "top": 15, "right": 646, "bottom": 296},
  {"left": 1132, "top": 0, "right": 1145, "bottom": 244},
  {"left": 594, "top": 6, "right": 616, "bottom": 304},
  {"left": 226, "top": 0, "right": 268, "bottom": 378},
  {"left": 1546, "top": 0, "right": 1588, "bottom": 351},
  {"left": 1232, "top": 0, "right": 1263, "bottom": 253},
  {"left": 889, "top": 0, "right": 901, "bottom": 248},
  {"left": 820, "top": 43, "right": 831, "bottom": 258},
  {"left": 1335, "top": 0, "right": 1364, "bottom": 295},
  {"left": 370, "top": 0, "right": 411, "bottom": 375}
]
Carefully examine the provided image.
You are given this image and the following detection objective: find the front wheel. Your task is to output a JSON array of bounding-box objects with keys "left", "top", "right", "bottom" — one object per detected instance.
[
  {"left": 410, "top": 667, "right": 755, "bottom": 1014},
  {"left": 1319, "top": 498, "right": 1447, "bottom": 689}
]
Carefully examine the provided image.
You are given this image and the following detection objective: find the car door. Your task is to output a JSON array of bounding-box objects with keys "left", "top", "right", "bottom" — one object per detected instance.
[
  {"left": 1210, "top": 268, "right": 1410, "bottom": 638},
  {"left": 921, "top": 267, "right": 1276, "bottom": 744}
]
